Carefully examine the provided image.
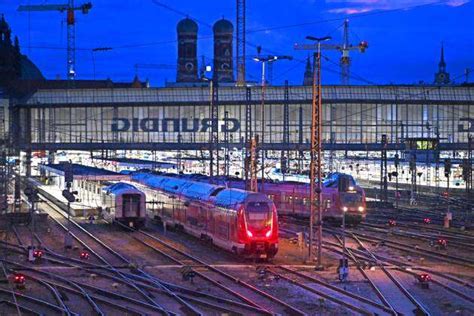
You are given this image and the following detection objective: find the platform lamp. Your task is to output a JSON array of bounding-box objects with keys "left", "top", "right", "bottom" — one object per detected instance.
[
  {"left": 201, "top": 65, "right": 218, "bottom": 179},
  {"left": 253, "top": 48, "right": 292, "bottom": 192}
]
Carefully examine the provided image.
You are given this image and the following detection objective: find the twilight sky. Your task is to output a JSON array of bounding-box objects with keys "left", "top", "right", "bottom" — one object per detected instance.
[{"left": 1, "top": 0, "right": 472, "bottom": 86}]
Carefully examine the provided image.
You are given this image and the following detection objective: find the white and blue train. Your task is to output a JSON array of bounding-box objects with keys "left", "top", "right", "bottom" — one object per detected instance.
[{"left": 100, "top": 182, "right": 147, "bottom": 228}]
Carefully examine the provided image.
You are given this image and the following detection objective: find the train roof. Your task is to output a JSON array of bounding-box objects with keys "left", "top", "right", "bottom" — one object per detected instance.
[
  {"left": 103, "top": 182, "right": 143, "bottom": 195},
  {"left": 323, "top": 172, "right": 357, "bottom": 187},
  {"left": 40, "top": 163, "right": 131, "bottom": 181},
  {"left": 173, "top": 172, "right": 359, "bottom": 188},
  {"left": 132, "top": 172, "right": 269, "bottom": 207},
  {"left": 132, "top": 172, "right": 219, "bottom": 200},
  {"left": 214, "top": 188, "right": 265, "bottom": 208}
]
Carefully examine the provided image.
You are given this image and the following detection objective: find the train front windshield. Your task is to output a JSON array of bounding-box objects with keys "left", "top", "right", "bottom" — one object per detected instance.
[
  {"left": 340, "top": 192, "right": 362, "bottom": 206},
  {"left": 123, "top": 194, "right": 141, "bottom": 217},
  {"left": 246, "top": 202, "right": 272, "bottom": 231}
]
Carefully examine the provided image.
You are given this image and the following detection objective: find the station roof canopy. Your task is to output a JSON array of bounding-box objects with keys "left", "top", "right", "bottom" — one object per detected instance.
[{"left": 40, "top": 163, "right": 131, "bottom": 181}]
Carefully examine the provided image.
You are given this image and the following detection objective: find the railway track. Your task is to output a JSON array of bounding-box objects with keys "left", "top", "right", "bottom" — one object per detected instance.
[
  {"left": 9, "top": 222, "right": 274, "bottom": 316},
  {"left": 327, "top": 229, "right": 474, "bottom": 305},
  {"left": 267, "top": 265, "right": 395, "bottom": 315},
  {"left": 359, "top": 222, "right": 474, "bottom": 251},
  {"left": 280, "top": 225, "right": 423, "bottom": 315},
  {"left": 8, "top": 223, "right": 177, "bottom": 315},
  {"left": 282, "top": 223, "right": 473, "bottom": 315},
  {"left": 37, "top": 194, "right": 202, "bottom": 315},
  {"left": 37, "top": 190, "right": 283, "bottom": 315},
  {"left": 116, "top": 222, "right": 306, "bottom": 315},
  {"left": 282, "top": 215, "right": 474, "bottom": 267},
  {"left": 340, "top": 231, "right": 432, "bottom": 316},
  {"left": 347, "top": 229, "right": 474, "bottom": 267}
]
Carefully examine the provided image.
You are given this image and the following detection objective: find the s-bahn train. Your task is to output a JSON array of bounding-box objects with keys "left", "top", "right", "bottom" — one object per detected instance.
[
  {"left": 185, "top": 172, "right": 367, "bottom": 224},
  {"left": 131, "top": 172, "right": 279, "bottom": 259},
  {"left": 265, "top": 173, "right": 367, "bottom": 223},
  {"left": 99, "top": 182, "right": 147, "bottom": 228},
  {"left": 65, "top": 179, "right": 147, "bottom": 228}
]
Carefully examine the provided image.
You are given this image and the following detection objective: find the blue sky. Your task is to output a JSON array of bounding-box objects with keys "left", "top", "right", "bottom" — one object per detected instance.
[{"left": 1, "top": 0, "right": 473, "bottom": 86}]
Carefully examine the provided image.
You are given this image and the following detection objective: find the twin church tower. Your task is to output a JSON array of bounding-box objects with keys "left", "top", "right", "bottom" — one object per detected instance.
[{"left": 177, "top": 18, "right": 234, "bottom": 83}]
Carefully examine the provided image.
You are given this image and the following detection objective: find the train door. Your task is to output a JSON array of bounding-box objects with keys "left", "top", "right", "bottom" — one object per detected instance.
[
  {"left": 199, "top": 205, "right": 207, "bottom": 232},
  {"left": 281, "top": 191, "right": 286, "bottom": 210},
  {"left": 215, "top": 208, "right": 229, "bottom": 240},
  {"left": 229, "top": 210, "right": 237, "bottom": 242},
  {"left": 208, "top": 204, "right": 215, "bottom": 235},
  {"left": 123, "top": 194, "right": 141, "bottom": 218}
]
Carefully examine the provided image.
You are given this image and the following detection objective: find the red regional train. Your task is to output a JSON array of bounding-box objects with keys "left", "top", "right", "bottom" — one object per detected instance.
[
  {"left": 186, "top": 172, "right": 367, "bottom": 224},
  {"left": 131, "top": 172, "right": 279, "bottom": 259}
]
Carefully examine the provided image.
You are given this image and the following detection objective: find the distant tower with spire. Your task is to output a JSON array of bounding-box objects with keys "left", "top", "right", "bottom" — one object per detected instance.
[
  {"left": 303, "top": 55, "right": 313, "bottom": 86},
  {"left": 434, "top": 43, "right": 450, "bottom": 85},
  {"left": 0, "top": 14, "right": 22, "bottom": 86}
]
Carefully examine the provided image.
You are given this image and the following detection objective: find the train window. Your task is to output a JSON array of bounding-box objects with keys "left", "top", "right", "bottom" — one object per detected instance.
[
  {"left": 246, "top": 202, "right": 271, "bottom": 231},
  {"left": 210, "top": 187, "right": 225, "bottom": 197},
  {"left": 340, "top": 192, "right": 362, "bottom": 206},
  {"left": 268, "top": 195, "right": 274, "bottom": 200},
  {"left": 325, "top": 199, "right": 331, "bottom": 209}
]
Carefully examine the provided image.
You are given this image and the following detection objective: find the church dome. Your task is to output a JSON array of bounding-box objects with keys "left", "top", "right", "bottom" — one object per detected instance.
[
  {"left": 177, "top": 18, "right": 198, "bottom": 34},
  {"left": 213, "top": 19, "right": 233, "bottom": 34},
  {"left": 20, "top": 55, "right": 44, "bottom": 80}
]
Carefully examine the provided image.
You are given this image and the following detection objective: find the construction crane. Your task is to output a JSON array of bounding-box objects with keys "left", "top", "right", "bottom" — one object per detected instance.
[
  {"left": 18, "top": 0, "right": 93, "bottom": 81},
  {"left": 236, "top": 0, "right": 246, "bottom": 86},
  {"left": 294, "top": 20, "right": 368, "bottom": 85}
]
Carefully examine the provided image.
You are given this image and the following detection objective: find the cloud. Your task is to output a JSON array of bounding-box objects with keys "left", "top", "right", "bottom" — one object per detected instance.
[{"left": 326, "top": 0, "right": 469, "bottom": 14}]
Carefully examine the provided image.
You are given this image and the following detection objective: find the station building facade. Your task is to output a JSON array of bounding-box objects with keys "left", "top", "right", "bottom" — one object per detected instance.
[{"left": 12, "top": 84, "right": 474, "bottom": 153}]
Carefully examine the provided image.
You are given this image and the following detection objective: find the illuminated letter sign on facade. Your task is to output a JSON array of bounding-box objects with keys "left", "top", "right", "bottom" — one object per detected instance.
[
  {"left": 458, "top": 118, "right": 474, "bottom": 132},
  {"left": 111, "top": 118, "right": 130, "bottom": 132},
  {"left": 181, "top": 118, "right": 200, "bottom": 132},
  {"left": 111, "top": 118, "right": 241, "bottom": 133},
  {"left": 140, "top": 119, "right": 160, "bottom": 132}
]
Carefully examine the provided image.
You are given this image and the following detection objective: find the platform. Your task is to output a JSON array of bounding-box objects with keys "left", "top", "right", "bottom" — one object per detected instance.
[{"left": 36, "top": 184, "right": 98, "bottom": 217}]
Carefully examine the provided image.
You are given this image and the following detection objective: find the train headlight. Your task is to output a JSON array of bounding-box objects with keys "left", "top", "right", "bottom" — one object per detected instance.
[
  {"left": 247, "top": 230, "right": 253, "bottom": 238},
  {"left": 14, "top": 274, "right": 25, "bottom": 284},
  {"left": 33, "top": 250, "right": 44, "bottom": 258},
  {"left": 358, "top": 206, "right": 364, "bottom": 212},
  {"left": 342, "top": 207, "right": 348, "bottom": 212},
  {"left": 265, "top": 230, "right": 272, "bottom": 238}
]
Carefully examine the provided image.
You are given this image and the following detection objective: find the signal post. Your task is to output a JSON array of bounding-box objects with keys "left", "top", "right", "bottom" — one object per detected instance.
[{"left": 295, "top": 35, "right": 331, "bottom": 269}]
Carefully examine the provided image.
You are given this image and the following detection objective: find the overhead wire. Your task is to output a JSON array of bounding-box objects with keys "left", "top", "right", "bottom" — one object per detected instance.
[{"left": 21, "top": 0, "right": 456, "bottom": 87}]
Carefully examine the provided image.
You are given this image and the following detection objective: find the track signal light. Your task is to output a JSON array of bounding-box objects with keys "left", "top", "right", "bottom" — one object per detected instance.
[
  {"left": 13, "top": 273, "right": 26, "bottom": 289},
  {"left": 80, "top": 251, "right": 90, "bottom": 260},
  {"left": 33, "top": 249, "right": 44, "bottom": 258}
]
